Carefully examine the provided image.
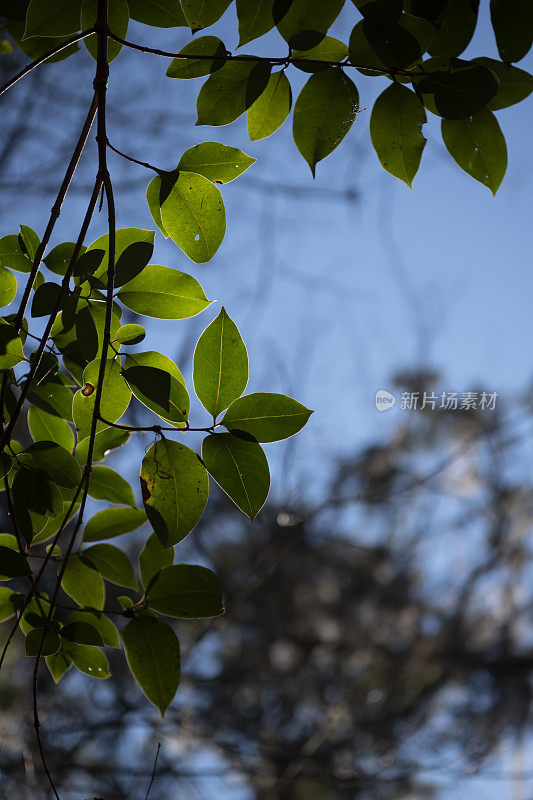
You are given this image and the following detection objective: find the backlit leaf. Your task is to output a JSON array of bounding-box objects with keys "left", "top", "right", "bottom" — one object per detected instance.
[
  {"left": 370, "top": 82, "right": 427, "bottom": 187},
  {"left": 83, "top": 543, "right": 137, "bottom": 589},
  {"left": 293, "top": 68, "right": 358, "bottom": 176},
  {"left": 196, "top": 58, "right": 272, "bottom": 126},
  {"left": 0, "top": 267, "right": 17, "bottom": 308},
  {"left": 72, "top": 358, "right": 131, "bottom": 441},
  {"left": 122, "top": 617, "right": 180, "bottom": 716},
  {"left": 165, "top": 35, "right": 226, "bottom": 78},
  {"left": 275, "top": 0, "right": 345, "bottom": 50},
  {"left": 28, "top": 406, "right": 74, "bottom": 451},
  {"left": 140, "top": 439, "right": 209, "bottom": 546},
  {"left": 88, "top": 465, "right": 136, "bottom": 506},
  {"left": 159, "top": 172, "right": 226, "bottom": 263},
  {"left": 202, "top": 432, "right": 270, "bottom": 518},
  {"left": 128, "top": 0, "right": 187, "bottom": 27},
  {"left": 60, "top": 554, "right": 105, "bottom": 610},
  {"left": 177, "top": 142, "right": 256, "bottom": 183},
  {"left": 222, "top": 392, "right": 313, "bottom": 442},
  {"left": 237, "top": 0, "right": 275, "bottom": 46},
  {"left": 81, "top": 0, "right": 129, "bottom": 62},
  {"left": 247, "top": 70, "right": 292, "bottom": 140},
  {"left": 146, "top": 564, "right": 224, "bottom": 618},
  {"left": 193, "top": 307, "right": 248, "bottom": 418},
  {"left": 139, "top": 532, "right": 174, "bottom": 589},
  {"left": 441, "top": 108, "right": 507, "bottom": 195},
  {"left": 118, "top": 264, "right": 211, "bottom": 318},
  {"left": 83, "top": 506, "right": 147, "bottom": 542},
  {"left": 181, "top": 0, "right": 231, "bottom": 30}
]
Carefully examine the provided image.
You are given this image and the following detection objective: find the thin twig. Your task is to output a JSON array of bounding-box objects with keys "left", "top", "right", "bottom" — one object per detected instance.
[
  {"left": 107, "top": 32, "right": 411, "bottom": 76},
  {"left": 106, "top": 139, "right": 159, "bottom": 172},
  {"left": 15, "top": 93, "right": 98, "bottom": 329},
  {"left": 0, "top": 29, "right": 96, "bottom": 97},
  {"left": 144, "top": 743, "right": 161, "bottom": 800}
]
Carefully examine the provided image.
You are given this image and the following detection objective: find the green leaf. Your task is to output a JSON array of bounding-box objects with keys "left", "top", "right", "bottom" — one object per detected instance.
[
  {"left": 28, "top": 350, "right": 59, "bottom": 384},
  {"left": 490, "top": 0, "right": 533, "bottom": 63},
  {"left": 28, "top": 406, "right": 74, "bottom": 451},
  {"left": 84, "top": 228, "right": 155, "bottom": 287},
  {"left": 118, "top": 595, "right": 133, "bottom": 609},
  {"left": 140, "top": 439, "right": 209, "bottom": 547},
  {"left": 122, "top": 617, "right": 180, "bottom": 716},
  {"left": 118, "top": 264, "right": 211, "bottom": 317},
  {"left": 441, "top": 108, "right": 508, "bottom": 195},
  {"left": 293, "top": 36, "right": 348, "bottom": 72},
  {"left": 415, "top": 57, "right": 499, "bottom": 120},
  {"left": 202, "top": 432, "right": 270, "bottom": 518},
  {"left": 0, "top": 545, "right": 31, "bottom": 579},
  {"left": 27, "top": 372, "right": 74, "bottom": 421},
  {"left": 222, "top": 392, "right": 313, "bottom": 442},
  {"left": 165, "top": 35, "right": 226, "bottom": 78},
  {"left": 275, "top": 0, "right": 345, "bottom": 50},
  {"left": 0, "top": 587, "right": 19, "bottom": 622},
  {"left": 83, "top": 506, "right": 147, "bottom": 542},
  {"left": 72, "top": 358, "right": 131, "bottom": 441},
  {"left": 75, "top": 425, "right": 129, "bottom": 465},
  {"left": 19, "top": 441, "right": 81, "bottom": 488},
  {"left": 124, "top": 350, "right": 186, "bottom": 385},
  {"left": 12, "top": 468, "right": 63, "bottom": 543},
  {"left": 0, "top": 533, "right": 18, "bottom": 551},
  {"left": 0, "top": 235, "right": 32, "bottom": 272},
  {"left": 45, "top": 651, "right": 72, "bottom": 683},
  {"left": 25, "top": 627, "right": 61, "bottom": 656},
  {"left": 81, "top": 0, "right": 129, "bottom": 62},
  {"left": 73, "top": 301, "right": 122, "bottom": 363},
  {"left": 139, "top": 532, "right": 174, "bottom": 589},
  {"left": 196, "top": 58, "right": 272, "bottom": 126},
  {"left": 123, "top": 364, "right": 190, "bottom": 426},
  {"left": 177, "top": 142, "right": 256, "bottom": 183},
  {"left": 0, "top": 319, "right": 24, "bottom": 371},
  {"left": 181, "top": 0, "right": 231, "bottom": 30},
  {"left": 66, "top": 644, "right": 111, "bottom": 679},
  {"left": 146, "top": 177, "right": 170, "bottom": 237},
  {"left": 18, "top": 224, "right": 39, "bottom": 257},
  {"left": 247, "top": 70, "right": 292, "bottom": 140},
  {"left": 83, "top": 543, "right": 138, "bottom": 589},
  {"left": 193, "top": 307, "right": 248, "bottom": 418},
  {"left": 31, "top": 281, "right": 64, "bottom": 318},
  {"left": 18, "top": 597, "right": 53, "bottom": 634},
  {"left": 349, "top": 15, "right": 434, "bottom": 73},
  {"left": 473, "top": 58, "right": 533, "bottom": 111},
  {"left": 146, "top": 564, "right": 224, "bottom": 618},
  {"left": 66, "top": 609, "right": 120, "bottom": 647},
  {"left": 237, "top": 0, "right": 275, "bottom": 46},
  {"left": 128, "top": 0, "right": 187, "bottom": 27},
  {"left": 24, "top": 0, "right": 81, "bottom": 38},
  {"left": 0, "top": 453, "right": 12, "bottom": 481},
  {"left": 428, "top": 0, "right": 477, "bottom": 58},
  {"left": 60, "top": 620, "right": 105, "bottom": 646},
  {"left": 159, "top": 172, "right": 226, "bottom": 263},
  {"left": 370, "top": 82, "right": 427, "bottom": 187},
  {"left": 44, "top": 241, "right": 86, "bottom": 276},
  {"left": 60, "top": 554, "right": 105, "bottom": 609},
  {"left": 0, "top": 267, "right": 17, "bottom": 308},
  {"left": 88, "top": 465, "right": 136, "bottom": 506},
  {"left": 114, "top": 324, "right": 145, "bottom": 345},
  {"left": 293, "top": 68, "right": 358, "bottom": 176}
]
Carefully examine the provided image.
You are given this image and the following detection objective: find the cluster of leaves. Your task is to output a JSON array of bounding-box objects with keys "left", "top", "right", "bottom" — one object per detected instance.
[
  {"left": 0, "top": 204, "right": 311, "bottom": 713},
  {"left": 0, "top": 0, "right": 531, "bottom": 732}
]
